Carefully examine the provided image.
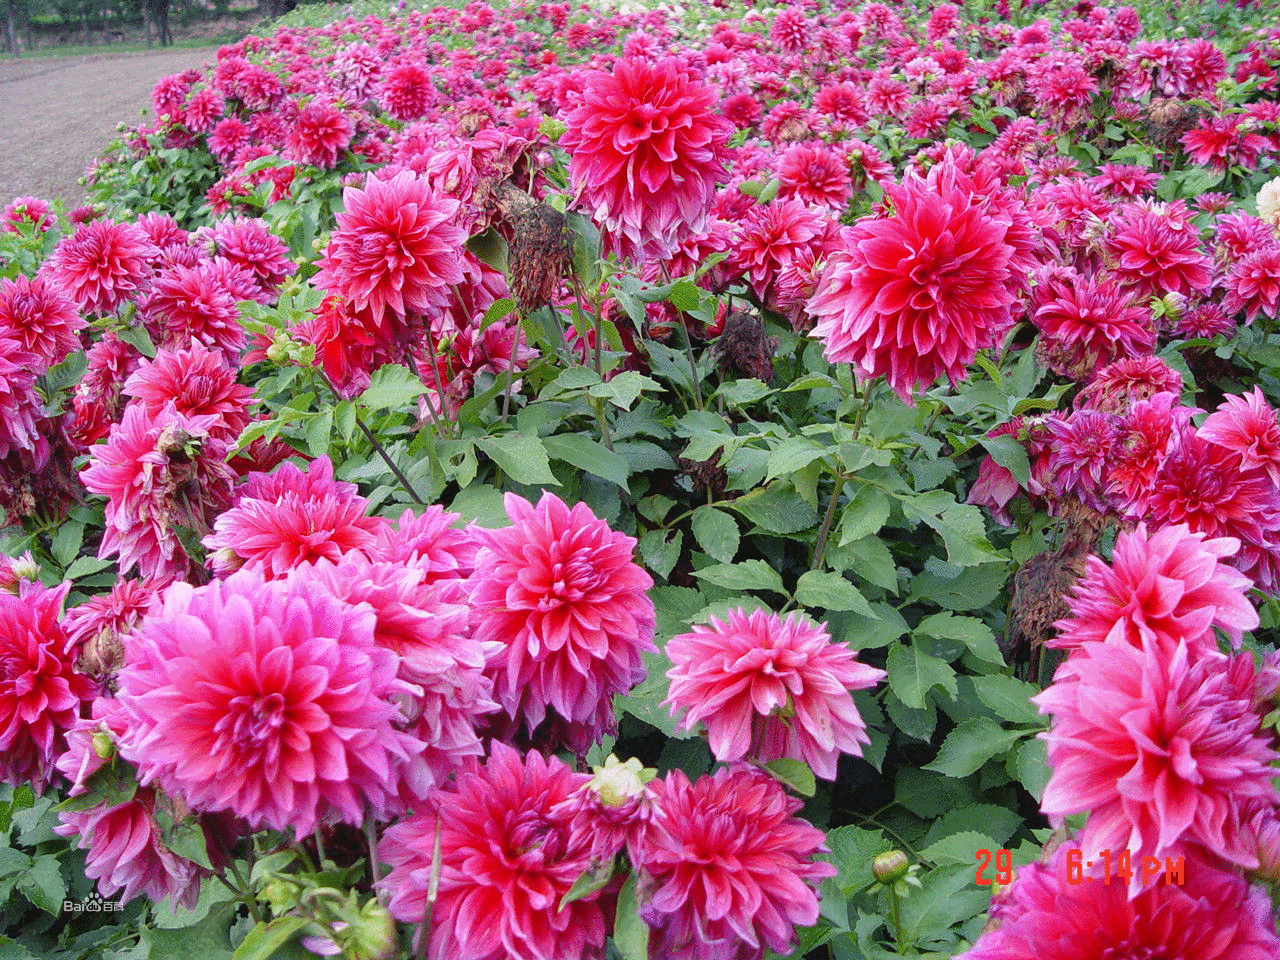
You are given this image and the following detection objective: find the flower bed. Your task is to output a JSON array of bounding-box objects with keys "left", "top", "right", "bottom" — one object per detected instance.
[{"left": 1, "top": 0, "right": 1280, "bottom": 957}]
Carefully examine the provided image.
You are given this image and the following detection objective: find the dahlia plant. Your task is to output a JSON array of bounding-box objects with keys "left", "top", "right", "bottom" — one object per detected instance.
[{"left": 2, "top": 0, "right": 1280, "bottom": 957}]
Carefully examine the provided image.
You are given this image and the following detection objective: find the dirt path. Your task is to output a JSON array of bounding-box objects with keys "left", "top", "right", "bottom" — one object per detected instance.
[{"left": 0, "top": 46, "right": 219, "bottom": 209}]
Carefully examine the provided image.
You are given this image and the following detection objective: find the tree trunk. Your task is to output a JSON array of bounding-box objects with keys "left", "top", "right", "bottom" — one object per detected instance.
[{"left": 2, "top": 0, "right": 20, "bottom": 55}]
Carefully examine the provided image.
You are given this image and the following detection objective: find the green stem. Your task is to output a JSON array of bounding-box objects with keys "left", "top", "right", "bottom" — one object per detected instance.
[
  {"left": 888, "top": 885, "right": 906, "bottom": 953},
  {"left": 679, "top": 315, "right": 704, "bottom": 412},
  {"left": 416, "top": 819, "right": 442, "bottom": 960},
  {"left": 810, "top": 474, "right": 846, "bottom": 572},
  {"left": 216, "top": 841, "right": 262, "bottom": 924},
  {"left": 591, "top": 396, "right": 614, "bottom": 451},
  {"left": 364, "top": 816, "right": 383, "bottom": 885}
]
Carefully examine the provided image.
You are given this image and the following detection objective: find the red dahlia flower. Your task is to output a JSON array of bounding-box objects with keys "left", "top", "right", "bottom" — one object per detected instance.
[
  {"left": 40, "top": 220, "right": 157, "bottom": 316},
  {"left": 122, "top": 341, "right": 254, "bottom": 445},
  {"left": 0, "top": 275, "right": 85, "bottom": 372},
  {"left": 1200, "top": 387, "right": 1280, "bottom": 487},
  {"left": 378, "top": 744, "right": 605, "bottom": 960},
  {"left": 809, "top": 153, "right": 1019, "bottom": 404},
  {"left": 635, "top": 765, "right": 835, "bottom": 960},
  {"left": 563, "top": 56, "right": 734, "bottom": 262},
  {"left": 285, "top": 99, "right": 354, "bottom": 170}
]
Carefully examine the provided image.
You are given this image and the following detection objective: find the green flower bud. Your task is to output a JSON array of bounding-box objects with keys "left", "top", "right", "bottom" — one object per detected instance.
[{"left": 872, "top": 850, "right": 911, "bottom": 885}]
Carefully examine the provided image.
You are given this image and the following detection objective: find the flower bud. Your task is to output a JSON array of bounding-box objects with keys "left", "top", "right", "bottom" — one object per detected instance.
[
  {"left": 91, "top": 731, "right": 115, "bottom": 761},
  {"left": 872, "top": 850, "right": 911, "bottom": 885}
]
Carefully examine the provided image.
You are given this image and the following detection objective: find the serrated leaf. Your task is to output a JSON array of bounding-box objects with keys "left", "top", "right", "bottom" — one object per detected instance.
[
  {"left": 118, "top": 323, "right": 157, "bottom": 359},
  {"left": 823, "top": 825, "right": 893, "bottom": 896},
  {"left": 795, "top": 571, "right": 878, "bottom": 618},
  {"left": 900, "top": 491, "right": 1002, "bottom": 567},
  {"left": 979, "top": 433, "right": 1030, "bottom": 485},
  {"left": 613, "top": 873, "right": 648, "bottom": 960},
  {"left": 167, "top": 818, "right": 215, "bottom": 870},
  {"left": 231, "top": 916, "right": 307, "bottom": 960},
  {"left": 17, "top": 855, "right": 65, "bottom": 915},
  {"left": 304, "top": 407, "right": 332, "bottom": 458},
  {"left": 971, "top": 675, "right": 1046, "bottom": 726},
  {"left": 334, "top": 401, "right": 356, "bottom": 443},
  {"left": 924, "top": 717, "right": 1023, "bottom": 778},
  {"left": 924, "top": 804, "right": 1023, "bottom": 848},
  {"left": 667, "top": 278, "right": 701, "bottom": 312},
  {"left": 898, "top": 864, "right": 993, "bottom": 943},
  {"left": 691, "top": 560, "right": 785, "bottom": 595},
  {"left": 588, "top": 371, "right": 658, "bottom": 409},
  {"left": 764, "top": 758, "right": 816, "bottom": 797},
  {"left": 51, "top": 521, "right": 85, "bottom": 567},
  {"left": 838, "top": 485, "right": 890, "bottom": 546},
  {"left": 919, "top": 830, "right": 999, "bottom": 867},
  {"left": 886, "top": 643, "right": 957, "bottom": 710},
  {"left": 895, "top": 769, "right": 975, "bottom": 820},
  {"left": 66, "top": 555, "right": 114, "bottom": 580},
  {"left": 730, "top": 483, "right": 819, "bottom": 535},
  {"left": 916, "top": 612, "right": 1005, "bottom": 667},
  {"left": 766, "top": 437, "right": 828, "bottom": 482},
  {"left": 1008, "top": 737, "right": 1051, "bottom": 802},
  {"left": 544, "top": 433, "right": 630, "bottom": 491},
  {"left": 0, "top": 849, "right": 32, "bottom": 878},
  {"left": 358, "top": 364, "right": 427, "bottom": 411},
  {"left": 690, "top": 506, "right": 739, "bottom": 564},
  {"left": 476, "top": 433, "right": 559, "bottom": 486},
  {"left": 481, "top": 297, "right": 517, "bottom": 328},
  {"left": 559, "top": 859, "right": 616, "bottom": 911}
]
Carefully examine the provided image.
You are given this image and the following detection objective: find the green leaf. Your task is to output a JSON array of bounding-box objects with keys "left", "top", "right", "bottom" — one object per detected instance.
[
  {"left": 613, "top": 873, "right": 649, "bottom": 960},
  {"left": 971, "top": 675, "right": 1046, "bottom": 726},
  {"left": 66, "top": 555, "right": 114, "bottom": 580},
  {"left": 923, "top": 804, "right": 1024, "bottom": 848},
  {"left": 358, "top": 364, "right": 426, "bottom": 411},
  {"left": 690, "top": 506, "right": 739, "bottom": 564},
  {"left": 766, "top": 437, "right": 829, "bottom": 482},
  {"left": 559, "top": 859, "right": 616, "bottom": 911},
  {"left": 898, "top": 864, "right": 993, "bottom": 944},
  {"left": 231, "top": 917, "right": 307, "bottom": 960},
  {"left": 822, "top": 826, "right": 892, "bottom": 896},
  {"left": 51, "top": 521, "right": 85, "bottom": 567},
  {"left": 667, "top": 278, "right": 701, "bottom": 313},
  {"left": 639, "top": 529, "right": 682, "bottom": 581},
  {"left": 838, "top": 485, "right": 890, "bottom": 546},
  {"left": 481, "top": 297, "right": 517, "bottom": 329},
  {"left": 794, "top": 571, "right": 878, "bottom": 618},
  {"left": 915, "top": 612, "right": 1005, "bottom": 667},
  {"left": 118, "top": 323, "right": 157, "bottom": 359},
  {"left": 476, "top": 434, "right": 559, "bottom": 486},
  {"left": 167, "top": 818, "right": 215, "bottom": 871},
  {"left": 334, "top": 401, "right": 356, "bottom": 443},
  {"left": 924, "top": 717, "right": 1024, "bottom": 778},
  {"left": 543, "top": 433, "right": 631, "bottom": 491},
  {"left": 0, "top": 849, "right": 32, "bottom": 878},
  {"left": 304, "top": 407, "right": 332, "bottom": 458},
  {"left": 886, "top": 643, "right": 957, "bottom": 710},
  {"left": 588, "top": 370, "right": 659, "bottom": 409},
  {"left": 17, "top": 854, "right": 65, "bottom": 915},
  {"left": 899, "top": 491, "right": 1002, "bottom": 567},
  {"left": 919, "top": 830, "right": 999, "bottom": 868},
  {"left": 764, "top": 758, "right": 817, "bottom": 798},
  {"left": 729, "top": 483, "right": 819, "bottom": 535},
  {"left": 691, "top": 560, "right": 785, "bottom": 595},
  {"left": 979, "top": 433, "right": 1030, "bottom": 485},
  {"left": 143, "top": 899, "right": 237, "bottom": 958},
  {"left": 1008, "top": 737, "right": 1051, "bottom": 802}
]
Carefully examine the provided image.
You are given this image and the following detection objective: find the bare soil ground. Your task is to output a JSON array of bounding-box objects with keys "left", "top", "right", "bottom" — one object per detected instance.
[{"left": 0, "top": 45, "right": 221, "bottom": 208}]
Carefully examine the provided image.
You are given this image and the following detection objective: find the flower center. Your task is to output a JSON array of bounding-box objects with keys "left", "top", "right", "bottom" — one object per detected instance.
[{"left": 216, "top": 691, "right": 288, "bottom": 764}]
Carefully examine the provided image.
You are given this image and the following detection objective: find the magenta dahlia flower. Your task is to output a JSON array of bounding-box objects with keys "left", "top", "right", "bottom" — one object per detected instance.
[
  {"left": 1225, "top": 245, "right": 1280, "bottom": 325},
  {"left": 808, "top": 153, "right": 1018, "bottom": 404},
  {"left": 1076, "top": 355, "right": 1185, "bottom": 415},
  {"left": 116, "top": 568, "right": 422, "bottom": 837},
  {"left": 1045, "top": 410, "right": 1122, "bottom": 513},
  {"left": 40, "top": 220, "right": 158, "bottom": 316},
  {"left": 203, "top": 456, "right": 382, "bottom": 578},
  {"left": 0, "top": 581, "right": 95, "bottom": 790},
  {"left": 378, "top": 62, "right": 436, "bottom": 122},
  {"left": 664, "top": 609, "right": 884, "bottom": 780},
  {"left": 311, "top": 170, "right": 465, "bottom": 333},
  {"left": 1106, "top": 392, "right": 1195, "bottom": 516},
  {"left": 63, "top": 576, "right": 163, "bottom": 682},
  {"left": 377, "top": 743, "right": 606, "bottom": 960},
  {"left": 54, "top": 700, "right": 211, "bottom": 908},
  {"left": 1105, "top": 206, "right": 1212, "bottom": 300},
  {"left": 297, "top": 553, "right": 498, "bottom": 795},
  {"left": 122, "top": 342, "right": 254, "bottom": 445},
  {"left": 468, "top": 492, "right": 656, "bottom": 753},
  {"left": 635, "top": 765, "right": 835, "bottom": 960},
  {"left": 0, "top": 274, "right": 86, "bottom": 372},
  {"left": 562, "top": 56, "right": 734, "bottom": 262},
  {"left": 199, "top": 216, "right": 294, "bottom": 302},
  {"left": 957, "top": 843, "right": 1280, "bottom": 960},
  {"left": 0, "top": 334, "right": 43, "bottom": 462},
  {"left": 81, "top": 403, "right": 236, "bottom": 582},
  {"left": 368, "top": 506, "right": 477, "bottom": 583},
  {"left": 1200, "top": 387, "right": 1280, "bottom": 487},
  {"left": 1035, "top": 640, "right": 1276, "bottom": 872},
  {"left": 1050, "top": 523, "right": 1257, "bottom": 656},
  {"left": 285, "top": 100, "right": 354, "bottom": 170},
  {"left": 776, "top": 143, "right": 853, "bottom": 211},
  {"left": 1032, "top": 273, "right": 1155, "bottom": 380}
]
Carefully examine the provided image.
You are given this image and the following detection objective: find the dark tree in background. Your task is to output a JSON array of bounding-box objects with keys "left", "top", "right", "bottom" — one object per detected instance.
[
  {"left": 141, "top": 0, "right": 170, "bottom": 45},
  {"left": 2, "top": 0, "right": 20, "bottom": 53},
  {"left": 256, "top": 0, "right": 293, "bottom": 19}
]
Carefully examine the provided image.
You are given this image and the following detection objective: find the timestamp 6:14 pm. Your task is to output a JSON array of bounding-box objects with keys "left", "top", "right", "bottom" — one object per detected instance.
[{"left": 975, "top": 848, "right": 1187, "bottom": 887}]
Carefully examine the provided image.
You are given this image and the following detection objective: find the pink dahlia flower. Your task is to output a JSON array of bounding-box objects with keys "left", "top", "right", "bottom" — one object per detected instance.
[
  {"left": 776, "top": 143, "right": 853, "bottom": 211},
  {"left": 808, "top": 153, "right": 1018, "bottom": 404},
  {"left": 1, "top": 196, "right": 54, "bottom": 233},
  {"left": 1224, "top": 245, "right": 1280, "bottom": 325},
  {"left": 116, "top": 568, "right": 422, "bottom": 837},
  {"left": 64, "top": 576, "right": 163, "bottom": 682},
  {"left": 664, "top": 609, "right": 884, "bottom": 780},
  {"left": 1032, "top": 273, "right": 1154, "bottom": 380},
  {"left": 0, "top": 581, "right": 95, "bottom": 790},
  {"left": 377, "top": 743, "right": 606, "bottom": 960},
  {"left": 54, "top": 700, "right": 211, "bottom": 908},
  {"left": 203, "top": 455, "right": 382, "bottom": 578},
  {"left": 199, "top": 216, "right": 294, "bottom": 301},
  {"left": 0, "top": 274, "right": 86, "bottom": 371},
  {"left": 298, "top": 553, "right": 498, "bottom": 795},
  {"left": 1076, "top": 355, "right": 1184, "bottom": 415},
  {"left": 368, "top": 506, "right": 477, "bottom": 583},
  {"left": 562, "top": 56, "right": 734, "bottom": 262},
  {"left": 141, "top": 257, "right": 256, "bottom": 358},
  {"left": 1106, "top": 392, "right": 1194, "bottom": 516},
  {"left": 1045, "top": 410, "right": 1121, "bottom": 513},
  {"left": 1200, "top": 387, "right": 1280, "bottom": 487},
  {"left": 1050, "top": 523, "right": 1257, "bottom": 655},
  {"left": 728, "top": 199, "right": 836, "bottom": 313},
  {"left": 122, "top": 342, "right": 254, "bottom": 445},
  {"left": 0, "top": 334, "right": 43, "bottom": 462},
  {"left": 957, "top": 843, "right": 1280, "bottom": 960},
  {"left": 285, "top": 100, "right": 354, "bottom": 170},
  {"left": 1105, "top": 206, "right": 1212, "bottom": 300},
  {"left": 81, "top": 402, "right": 235, "bottom": 582},
  {"left": 468, "top": 492, "right": 656, "bottom": 754},
  {"left": 69, "top": 332, "right": 140, "bottom": 447},
  {"left": 1035, "top": 640, "right": 1276, "bottom": 872},
  {"left": 40, "top": 219, "right": 157, "bottom": 316},
  {"left": 311, "top": 170, "right": 464, "bottom": 336},
  {"left": 635, "top": 765, "right": 835, "bottom": 960},
  {"left": 378, "top": 62, "right": 436, "bottom": 122}
]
